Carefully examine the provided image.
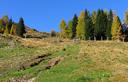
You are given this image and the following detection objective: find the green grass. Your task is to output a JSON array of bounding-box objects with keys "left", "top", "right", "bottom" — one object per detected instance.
[
  {"left": 0, "top": 38, "right": 76, "bottom": 82},
  {"left": 35, "top": 41, "right": 128, "bottom": 82},
  {"left": 0, "top": 42, "right": 53, "bottom": 81},
  {"left": 77, "top": 70, "right": 111, "bottom": 82},
  {"left": 36, "top": 44, "right": 80, "bottom": 82},
  {"left": 35, "top": 43, "right": 112, "bottom": 82},
  {"left": 1, "top": 40, "right": 128, "bottom": 82}
]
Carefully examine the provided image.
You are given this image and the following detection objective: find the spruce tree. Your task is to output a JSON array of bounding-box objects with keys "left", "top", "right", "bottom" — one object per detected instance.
[
  {"left": 111, "top": 15, "right": 123, "bottom": 40},
  {"left": 72, "top": 14, "right": 78, "bottom": 38},
  {"left": 16, "top": 18, "right": 26, "bottom": 37},
  {"left": 95, "top": 9, "right": 107, "bottom": 40},
  {"left": 95, "top": 9, "right": 101, "bottom": 40},
  {"left": 84, "top": 10, "right": 94, "bottom": 40},
  {"left": 123, "top": 10, "right": 128, "bottom": 41},
  {"left": 106, "top": 10, "right": 113, "bottom": 39},
  {"left": 8, "top": 19, "right": 13, "bottom": 34},
  {"left": 91, "top": 11, "right": 97, "bottom": 26},
  {"left": 67, "top": 20, "right": 73, "bottom": 38}
]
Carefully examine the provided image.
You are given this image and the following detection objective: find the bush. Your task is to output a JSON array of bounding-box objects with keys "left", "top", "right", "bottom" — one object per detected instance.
[{"left": 50, "top": 30, "right": 56, "bottom": 37}]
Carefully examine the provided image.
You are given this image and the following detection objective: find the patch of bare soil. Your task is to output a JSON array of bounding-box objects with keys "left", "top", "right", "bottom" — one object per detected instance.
[
  {"left": 7, "top": 56, "right": 64, "bottom": 82},
  {"left": 18, "top": 53, "right": 51, "bottom": 70},
  {"left": 45, "top": 56, "right": 64, "bottom": 69}
]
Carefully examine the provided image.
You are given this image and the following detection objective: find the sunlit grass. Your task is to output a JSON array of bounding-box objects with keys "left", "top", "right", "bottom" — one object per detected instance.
[{"left": 1, "top": 39, "right": 128, "bottom": 82}]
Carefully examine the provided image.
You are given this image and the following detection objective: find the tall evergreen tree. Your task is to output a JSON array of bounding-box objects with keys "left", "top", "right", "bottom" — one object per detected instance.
[
  {"left": 7, "top": 19, "right": 13, "bottom": 34},
  {"left": 76, "top": 11, "right": 86, "bottom": 39},
  {"left": 67, "top": 20, "right": 73, "bottom": 38},
  {"left": 72, "top": 14, "right": 78, "bottom": 38},
  {"left": 84, "top": 10, "right": 94, "bottom": 40},
  {"left": 91, "top": 11, "right": 97, "bottom": 39},
  {"left": 111, "top": 15, "right": 123, "bottom": 40},
  {"left": 16, "top": 18, "right": 26, "bottom": 37},
  {"left": 91, "top": 11, "right": 97, "bottom": 26},
  {"left": 106, "top": 10, "right": 113, "bottom": 39},
  {"left": 123, "top": 10, "right": 128, "bottom": 41},
  {"left": 101, "top": 10, "right": 108, "bottom": 39},
  {"left": 95, "top": 9, "right": 108, "bottom": 40},
  {"left": 95, "top": 10, "right": 101, "bottom": 40}
]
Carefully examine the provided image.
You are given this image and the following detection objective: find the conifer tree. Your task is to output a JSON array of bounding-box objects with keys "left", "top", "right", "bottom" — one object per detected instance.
[
  {"left": 95, "top": 10, "right": 101, "bottom": 39},
  {"left": 91, "top": 11, "right": 97, "bottom": 26},
  {"left": 8, "top": 19, "right": 13, "bottom": 33},
  {"left": 59, "top": 19, "right": 67, "bottom": 38},
  {"left": 123, "top": 10, "right": 128, "bottom": 41},
  {"left": 76, "top": 11, "right": 86, "bottom": 39},
  {"left": 67, "top": 20, "right": 73, "bottom": 38},
  {"left": 101, "top": 10, "right": 108, "bottom": 39},
  {"left": 95, "top": 9, "right": 108, "bottom": 40},
  {"left": 10, "top": 24, "right": 17, "bottom": 35},
  {"left": 106, "top": 10, "right": 113, "bottom": 39},
  {"left": 16, "top": 18, "right": 26, "bottom": 37},
  {"left": 111, "top": 15, "right": 123, "bottom": 40},
  {"left": 84, "top": 10, "right": 94, "bottom": 40},
  {"left": 4, "top": 24, "right": 9, "bottom": 35},
  {"left": 72, "top": 14, "right": 78, "bottom": 38}
]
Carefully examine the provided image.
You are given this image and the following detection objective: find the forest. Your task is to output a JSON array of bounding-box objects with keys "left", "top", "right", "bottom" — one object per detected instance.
[{"left": 59, "top": 9, "right": 128, "bottom": 41}]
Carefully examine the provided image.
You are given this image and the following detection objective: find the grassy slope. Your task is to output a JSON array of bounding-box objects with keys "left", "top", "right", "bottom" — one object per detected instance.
[
  {"left": 36, "top": 41, "right": 128, "bottom": 82},
  {"left": 0, "top": 46, "right": 47, "bottom": 81},
  {"left": 1, "top": 39, "right": 128, "bottom": 82}
]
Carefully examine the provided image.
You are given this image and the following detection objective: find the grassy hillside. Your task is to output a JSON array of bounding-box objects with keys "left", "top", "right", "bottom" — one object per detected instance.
[
  {"left": 0, "top": 37, "right": 128, "bottom": 82},
  {"left": 36, "top": 41, "right": 128, "bottom": 82}
]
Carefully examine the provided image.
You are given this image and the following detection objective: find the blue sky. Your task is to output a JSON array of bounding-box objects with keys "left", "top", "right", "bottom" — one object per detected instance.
[{"left": 0, "top": 0, "right": 128, "bottom": 32}]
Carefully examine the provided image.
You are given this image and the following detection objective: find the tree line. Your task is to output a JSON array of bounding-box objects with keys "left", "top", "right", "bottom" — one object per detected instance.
[
  {"left": 0, "top": 16, "right": 26, "bottom": 37},
  {"left": 59, "top": 9, "right": 128, "bottom": 41},
  {"left": 1, "top": 9, "right": 128, "bottom": 41}
]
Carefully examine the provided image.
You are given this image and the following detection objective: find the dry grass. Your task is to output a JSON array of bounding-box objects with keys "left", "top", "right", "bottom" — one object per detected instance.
[
  {"left": 77, "top": 41, "right": 128, "bottom": 81},
  {"left": 1, "top": 36, "right": 128, "bottom": 82}
]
